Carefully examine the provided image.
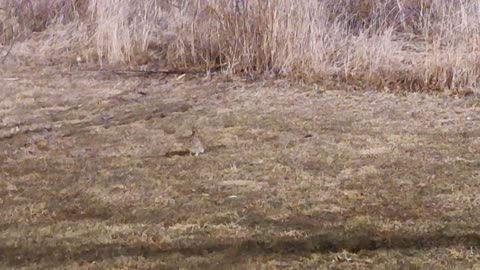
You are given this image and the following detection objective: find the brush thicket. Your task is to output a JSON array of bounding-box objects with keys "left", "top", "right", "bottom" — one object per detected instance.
[{"left": 2, "top": 0, "right": 480, "bottom": 92}]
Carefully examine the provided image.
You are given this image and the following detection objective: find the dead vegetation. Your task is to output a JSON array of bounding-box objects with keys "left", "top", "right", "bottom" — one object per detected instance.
[
  {"left": 1, "top": 0, "right": 480, "bottom": 92},
  {"left": 1, "top": 0, "right": 480, "bottom": 269},
  {"left": 0, "top": 66, "right": 480, "bottom": 268}
]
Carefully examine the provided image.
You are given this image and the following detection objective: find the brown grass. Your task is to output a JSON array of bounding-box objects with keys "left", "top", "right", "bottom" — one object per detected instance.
[
  {"left": 0, "top": 0, "right": 480, "bottom": 91},
  {"left": 3, "top": 1, "right": 480, "bottom": 269},
  {"left": 1, "top": 66, "right": 480, "bottom": 268}
]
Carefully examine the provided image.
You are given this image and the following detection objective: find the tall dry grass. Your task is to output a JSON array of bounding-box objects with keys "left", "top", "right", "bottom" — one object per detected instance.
[
  {"left": 170, "top": 0, "right": 480, "bottom": 91},
  {"left": 2, "top": 0, "right": 480, "bottom": 91},
  {"left": 88, "top": 0, "right": 168, "bottom": 65}
]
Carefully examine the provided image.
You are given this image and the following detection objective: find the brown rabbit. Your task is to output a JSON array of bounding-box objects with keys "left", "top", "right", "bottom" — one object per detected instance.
[{"left": 190, "top": 127, "right": 205, "bottom": 156}]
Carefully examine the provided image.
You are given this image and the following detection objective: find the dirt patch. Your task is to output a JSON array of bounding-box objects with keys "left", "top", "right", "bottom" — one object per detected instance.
[{"left": 1, "top": 66, "right": 480, "bottom": 269}]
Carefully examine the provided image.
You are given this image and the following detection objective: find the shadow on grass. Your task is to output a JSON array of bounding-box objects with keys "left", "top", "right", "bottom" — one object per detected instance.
[{"left": 2, "top": 229, "right": 480, "bottom": 268}]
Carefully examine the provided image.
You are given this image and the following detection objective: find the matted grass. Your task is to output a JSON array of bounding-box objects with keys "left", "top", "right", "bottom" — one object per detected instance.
[{"left": 1, "top": 66, "right": 480, "bottom": 268}]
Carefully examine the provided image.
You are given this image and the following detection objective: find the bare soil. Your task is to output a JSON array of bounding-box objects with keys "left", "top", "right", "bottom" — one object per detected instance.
[{"left": 1, "top": 66, "right": 480, "bottom": 269}]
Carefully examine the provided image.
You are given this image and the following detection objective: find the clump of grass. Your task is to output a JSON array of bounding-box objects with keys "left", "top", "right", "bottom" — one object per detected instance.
[
  {"left": 1, "top": 0, "right": 83, "bottom": 36},
  {"left": 88, "top": 0, "right": 166, "bottom": 65},
  {"left": 3, "top": 0, "right": 480, "bottom": 92}
]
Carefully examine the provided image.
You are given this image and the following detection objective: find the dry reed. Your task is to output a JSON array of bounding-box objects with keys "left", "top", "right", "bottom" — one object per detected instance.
[{"left": 1, "top": 0, "right": 480, "bottom": 91}]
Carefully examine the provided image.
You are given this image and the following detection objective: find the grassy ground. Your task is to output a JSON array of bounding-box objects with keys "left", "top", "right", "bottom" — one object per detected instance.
[{"left": 1, "top": 66, "right": 480, "bottom": 269}]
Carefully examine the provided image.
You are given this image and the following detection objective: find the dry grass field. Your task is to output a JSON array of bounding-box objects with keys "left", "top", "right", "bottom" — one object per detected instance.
[
  {"left": 1, "top": 65, "right": 480, "bottom": 269},
  {"left": 2, "top": 0, "right": 480, "bottom": 269}
]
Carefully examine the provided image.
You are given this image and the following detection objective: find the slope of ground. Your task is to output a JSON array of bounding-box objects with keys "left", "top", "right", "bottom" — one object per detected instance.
[{"left": 1, "top": 66, "right": 480, "bottom": 269}]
